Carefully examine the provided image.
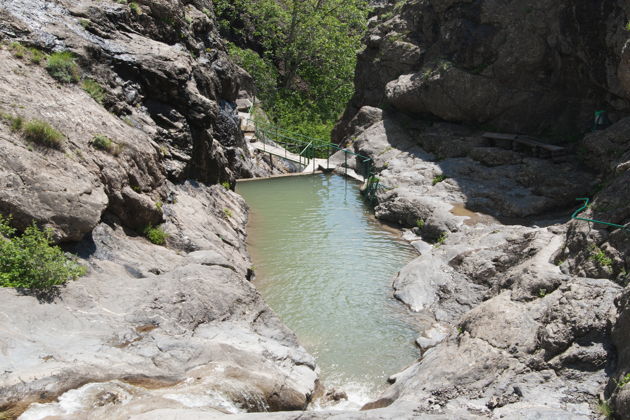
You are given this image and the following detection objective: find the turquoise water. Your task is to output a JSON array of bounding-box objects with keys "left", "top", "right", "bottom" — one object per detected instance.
[{"left": 237, "top": 174, "right": 419, "bottom": 401}]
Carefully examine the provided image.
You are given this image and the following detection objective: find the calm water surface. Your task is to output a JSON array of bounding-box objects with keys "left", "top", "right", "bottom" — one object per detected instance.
[{"left": 237, "top": 174, "right": 419, "bottom": 403}]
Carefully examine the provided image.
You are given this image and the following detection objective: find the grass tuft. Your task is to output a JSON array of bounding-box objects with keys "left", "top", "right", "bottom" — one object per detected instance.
[
  {"left": 91, "top": 134, "right": 121, "bottom": 156},
  {"left": 22, "top": 120, "right": 64, "bottom": 149},
  {"left": 46, "top": 51, "right": 80, "bottom": 83},
  {"left": 81, "top": 79, "right": 106, "bottom": 104},
  {"left": 143, "top": 225, "right": 168, "bottom": 246}
]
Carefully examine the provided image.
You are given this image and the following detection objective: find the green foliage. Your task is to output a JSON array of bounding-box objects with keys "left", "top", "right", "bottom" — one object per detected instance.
[
  {"left": 129, "top": 2, "right": 141, "bottom": 15},
  {"left": 155, "top": 200, "right": 163, "bottom": 211},
  {"left": 415, "top": 219, "right": 425, "bottom": 229},
  {"left": 432, "top": 174, "right": 448, "bottom": 185},
  {"left": 616, "top": 373, "right": 630, "bottom": 388},
  {"left": 9, "top": 42, "right": 26, "bottom": 58},
  {"left": 8, "top": 42, "right": 46, "bottom": 64},
  {"left": 143, "top": 225, "right": 167, "bottom": 245},
  {"left": 598, "top": 400, "right": 613, "bottom": 418},
  {"left": 0, "top": 215, "right": 86, "bottom": 290},
  {"left": 626, "top": 21, "right": 630, "bottom": 32},
  {"left": 434, "top": 232, "right": 448, "bottom": 247},
  {"left": 28, "top": 48, "right": 46, "bottom": 64},
  {"left": 22, "top": 120, "right": 64, "bottom": 149},
  {"left": 214, "top": 0, "right": 368, "bottom": 140},
  {"left": 221, "top": 181, "right": 231, "bottom": 190},
  {"left": 591, "top": 247, "right": 613, "bottom": 267},
  {"left": 46, "top": 51, "right": 80, "bottom": 83},
  {"left": 6, "top": 114, "right": 23, "bottom": 132},
  {"left": 81, "top": 79, "right": 105, "bottom": 104},
  {"left": 227, "top": 43, "right": 278, "bottom": 105},
  {"left": 91, "top": 135, "right": 121, "bottom": 155},
  {"left": 538, "top": 288, "right": 547, "bottom": 298},
  {"left": 223, "top": 208, "right": 233, "bottom": 218}
]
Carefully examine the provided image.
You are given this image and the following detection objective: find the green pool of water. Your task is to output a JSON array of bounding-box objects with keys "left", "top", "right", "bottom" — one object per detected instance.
[{"left": 237, "top": 174, "right": 419, "bottom": 402}]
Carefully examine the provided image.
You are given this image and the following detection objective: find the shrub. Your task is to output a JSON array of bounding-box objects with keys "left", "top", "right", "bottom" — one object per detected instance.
[
  {"left": 28, "top": 48, "right": 46, "bottom": 64},
  {"left": 0, "top": 215, "right": 86, "bottom": 290},
  {"left": 591, "top": 248, "right": 613, "bottom": 267},
  {"left": 9, "top": 42, "right": 26, "bottom": 58},
  {"left": 223, "top": 208, "right": 233, "bottom": 218},
  {"left": 155, "top": 200, "right": 163, "bottom": 211},
  {"left": 22, "top": 120, "right": 64, "bottom": 149},
  {"left": 81, "top": 79, "right": 105, "bottom": 104},
  {"left": 143, "top": 225, "right": 167, "bottom": 245},
  {"left": 91, "top": 134, "right": 121, "bottom": 155},
  {"left": 433, "top": 232, "right": 448, "bottom": 247},
  {"left": 46, "top": 51, "right": 80, "bottom": 83},
  {"left": 432, "top": 175, "right": 448, "bottom": 186},
  {"left": 0, "top": 113, "right": 25, "bottom": 132},
  {"left": 129, "top": 2, "right": 141, "bottom": 14},
  {"left": 415, "top": 219, "right": 425, "bottom": 229},
  {"left": 221, "top": 181, "right": 231, "bottom": 190}
]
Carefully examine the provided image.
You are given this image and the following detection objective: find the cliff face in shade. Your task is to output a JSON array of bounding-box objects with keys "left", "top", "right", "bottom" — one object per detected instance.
[{"left": 334, "top": 0, "right": 630, "bottom": 142}]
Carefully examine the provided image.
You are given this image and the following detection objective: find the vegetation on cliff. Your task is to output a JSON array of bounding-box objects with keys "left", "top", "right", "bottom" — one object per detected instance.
[
  {"left": 213, "top": 0, "right": 368, "bottom": 140},
  {"left": 0, "top": 215, "right": 85, "bottom": 290}
]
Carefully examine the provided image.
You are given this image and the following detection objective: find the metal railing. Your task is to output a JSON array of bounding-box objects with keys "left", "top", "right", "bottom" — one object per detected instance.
[
  {"left": 571, "top": 198, "right": 629, "bottom": 231},
  {"left": 245, "top": 105, "right": 376, "bottom": 182}
]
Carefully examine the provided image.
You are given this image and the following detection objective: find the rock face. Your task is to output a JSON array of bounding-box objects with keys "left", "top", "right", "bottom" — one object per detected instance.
[
  {"left": 325, "top": 1, "right": 630, "bottom": 418},
  {"left": 0, "top": 184, "right": 318, "bottom": 418},
  {"left": 0, "top": 0, "right": 316, "bottom": 418},
  {"left": 334, "top": 0, "right": 630, "bottom": 141}
]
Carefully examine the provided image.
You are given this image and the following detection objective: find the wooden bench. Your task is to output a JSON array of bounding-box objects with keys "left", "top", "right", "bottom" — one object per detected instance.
[{"left": 482, "top": 132, "right": 568, "bottom": 162}]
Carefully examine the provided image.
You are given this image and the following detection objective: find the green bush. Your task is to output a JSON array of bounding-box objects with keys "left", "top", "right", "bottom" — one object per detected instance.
[
  {"left": 416, "top": 219, "right": 425, "bottom": 229},
  {"left": 46, "top": 51, "right": 80, "bottom": 83},
  {"left": 0, "top": 112, "right": 24, "bottom": 132},
  {"left": 9, "top": 42, "right": 26, "bottom": 58},
  {"left": 129, "top": 2, "right": 141, "bottom": 14},
  {"left": 433, "top": 232, "right": 448, "bottom": 247},
  {"left": 22, "top": 120, "right": 64, "bottom": 149},
  {"left": 91, "top": 134, "right": 121, "bottom": 155},
  {"left": 432, "top": 175, "right": 448, "bottom": 186},
  {"left": 28, "top": 48, "right": 46, "bottom": 64},
  {"left": 143, "top": 225, "right": 167, "bottom": 245},
  {"left": 591, "top": 248, "right": 613, "bottom": 267},
  {"left": 221, "top": 181, "right": 231, "bottom": 190},
  {"left": 81, "top": 79, "right": 105, "bottom": 104},
  {"left": 0, "top": 215, "right": 86, "bottom": 290}
]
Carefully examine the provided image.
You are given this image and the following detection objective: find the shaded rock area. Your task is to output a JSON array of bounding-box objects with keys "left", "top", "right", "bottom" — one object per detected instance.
[{"left": 334, "top": 0, "right": 630, "bottom": 142}]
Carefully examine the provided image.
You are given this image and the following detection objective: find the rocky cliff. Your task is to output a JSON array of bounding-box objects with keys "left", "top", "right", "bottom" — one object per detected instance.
[
  {"left": 0, "top": 0, "right": 317, "bottom": 418},
  {"left": 330, "top": 0, "right": 630, "bottom": 418}
]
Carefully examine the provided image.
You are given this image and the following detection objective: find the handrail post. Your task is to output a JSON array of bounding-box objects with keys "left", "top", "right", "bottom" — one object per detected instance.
[
  {"left": 344, "top": 150, "right": 347, "bottom": 177},
  {"left": 327, "top": 144, "right": 330, "bottom": 170}
]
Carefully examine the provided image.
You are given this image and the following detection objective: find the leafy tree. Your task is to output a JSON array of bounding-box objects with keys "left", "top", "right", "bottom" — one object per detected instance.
[
  {"left": 214, "top": 0, "right": 368, "bottom": 140},
  {"left": 0, "top": 215, "right": 86, "bottom": 290}
]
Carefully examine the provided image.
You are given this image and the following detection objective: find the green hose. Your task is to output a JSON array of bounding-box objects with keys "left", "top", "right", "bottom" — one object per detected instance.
[{"left": 571, "top": 198, "right": 629, "bottom": 231}]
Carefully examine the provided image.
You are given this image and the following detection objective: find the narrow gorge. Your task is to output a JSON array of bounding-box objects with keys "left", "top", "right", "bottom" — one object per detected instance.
[{"left": 0, "top": 0, "right": 629, "bottom": 420}]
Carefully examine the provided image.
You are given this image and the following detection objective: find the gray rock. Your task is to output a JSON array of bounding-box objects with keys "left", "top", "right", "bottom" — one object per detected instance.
[{"left": 1, "top": 183, "right": 318, "bottom": 417}]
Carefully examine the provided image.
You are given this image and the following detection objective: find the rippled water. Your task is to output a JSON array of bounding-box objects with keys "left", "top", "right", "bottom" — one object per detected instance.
[{"left": 237, "top": 174, "right": 420, "bottom": 404}]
